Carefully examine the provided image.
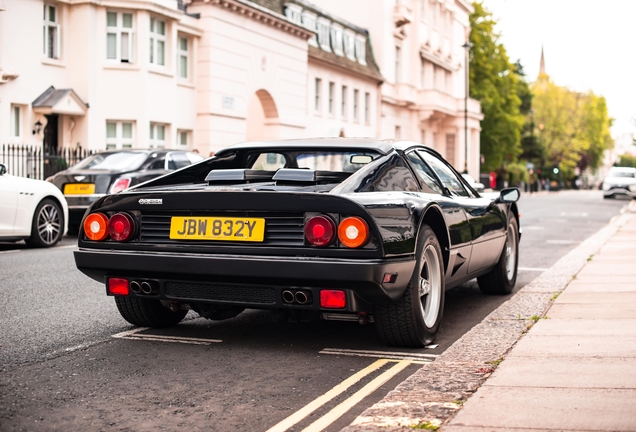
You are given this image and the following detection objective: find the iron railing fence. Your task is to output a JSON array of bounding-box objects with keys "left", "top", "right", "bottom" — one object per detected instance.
[{"left": 0, "top": 144, "right": 94, "bottom": 180}]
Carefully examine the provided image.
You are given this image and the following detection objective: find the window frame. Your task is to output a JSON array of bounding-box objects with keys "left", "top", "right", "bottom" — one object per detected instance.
[
  {"left": 149, "top": 16, "right": 167, "bottom": 67},
  {"left": 341, "top": 85, "right": 348, "bottom": 118},
  {"left": 328, "top": 82, "right": 335, "bottom": 115},
  {"left": 177, "top": 35, "right": 189, "bottom": 79},
  {"left": 416, "top": 149, "right": 471, "bottom": 197},
  {"left": 353, "top": 89, "right": 359, "bottom": 121},
  {"left": 43, "top": 4, "right": 60, "bottom": 59},
  {"left": 364, "top": 92, "right": 370, "bottom": 123},
  {"left": 314, "top": 78, "right": 322, "bottom": 113},
  {"left": 177, "top": 129, "right": 190, "bottom": 147},
  {"left": 106, "top": 11, "right": 134, "bottom": 63},
  {"left": 11, "top": 105, "right": 22, "bottom": 139},
  {"left": 149, "top": 122, "right": 167, "bottom": 149},
  {"left": 405, "top": 150, "right": 444, "bottom": 194},
  {"left": 106, "top": 121, "right": 135, "bottom": 150}
]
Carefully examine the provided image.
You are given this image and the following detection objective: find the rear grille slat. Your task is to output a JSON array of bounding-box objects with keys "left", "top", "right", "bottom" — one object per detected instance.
[
  {"left": 165, "top": 281, "right": 276, "bottom": 305},
  {"left": 139, "top": 212, "right": 305, "bottom": 247}
]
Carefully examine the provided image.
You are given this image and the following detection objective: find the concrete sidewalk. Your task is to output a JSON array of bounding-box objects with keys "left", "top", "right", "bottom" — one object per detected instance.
[{"left": 444, "top": 209, "right": 636, "bottom": 431}]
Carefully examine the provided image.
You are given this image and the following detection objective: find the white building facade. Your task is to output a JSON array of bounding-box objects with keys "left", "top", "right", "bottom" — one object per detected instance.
[{"left": 1, "top": 0, "right": 480, "bottom": 175}]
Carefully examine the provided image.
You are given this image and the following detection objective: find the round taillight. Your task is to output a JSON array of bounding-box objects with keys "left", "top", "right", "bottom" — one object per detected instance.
[
  {"left": 338, "top": 216, "right": 369, "bottom": 248},
  {"left": 108, "top": 213, "right": 135, "bottom": 242},
  {"left": 84, "top": 213, "right": 109, "bottom": 241},
  {"left": 304, "top": 215, "right": 336, "bottom": 247}
]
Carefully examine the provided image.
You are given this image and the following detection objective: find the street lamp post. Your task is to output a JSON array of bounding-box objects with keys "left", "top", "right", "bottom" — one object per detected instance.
[{"left": 462, "top": 42, "right": 472, "bottom": 174}]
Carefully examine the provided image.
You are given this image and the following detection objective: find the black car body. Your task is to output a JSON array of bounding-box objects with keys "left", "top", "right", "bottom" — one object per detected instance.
[
  {"left": 48, "top": 149, "right": 203, "bottom": 229},
  {"left": 74, "top": 139, "right": 521, "bottom": 347}
]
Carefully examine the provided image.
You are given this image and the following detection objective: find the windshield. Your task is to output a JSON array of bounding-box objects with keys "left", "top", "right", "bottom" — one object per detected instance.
[
  {"left": 608, "top": 170, "right": 635, "bottom": 178},
  {"left": 296, "top": 152, "right": 378, "bottom": 173},
  {"left": 73, "top": 152, "right": 148, "bottom": 171}
]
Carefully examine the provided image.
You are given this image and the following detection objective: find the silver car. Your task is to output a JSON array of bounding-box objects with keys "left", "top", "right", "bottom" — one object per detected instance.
[{"left": 602, "top": 167, "right": 636, "bottom": 199}]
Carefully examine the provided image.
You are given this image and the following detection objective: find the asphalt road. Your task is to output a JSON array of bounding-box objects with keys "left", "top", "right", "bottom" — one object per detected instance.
[{"left": 0, "top": 190, "right": 629, "bottom": 431}]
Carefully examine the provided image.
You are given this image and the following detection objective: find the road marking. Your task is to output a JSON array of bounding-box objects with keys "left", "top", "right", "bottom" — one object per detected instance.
[
  {"left": 518, "top": 267, "right": 549, "bottom": 272},
  {"left": 319, "top": 348, "right": 436, "bottom": 362},
  {"left": 559, "top": 212, "right": 588, "bottom": 217},
  {"left": 266, "top": 360, "right": 389, "bottom": 432},
  {"left": 301, "top": 361, "right": 412, "bottom": 432},
  {"left": 546, "top": 240, "right": 579, "bottom": 245},
  {"left": 112, "top": 327, "right": 221, "bottom": 345}
]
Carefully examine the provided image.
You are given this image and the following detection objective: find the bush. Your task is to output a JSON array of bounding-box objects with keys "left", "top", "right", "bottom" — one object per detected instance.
[{"left": 506, "top": 161, "right": 530, "bottom": 184}]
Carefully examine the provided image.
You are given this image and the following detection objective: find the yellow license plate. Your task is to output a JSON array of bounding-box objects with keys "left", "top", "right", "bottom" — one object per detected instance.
[
  {"left": 64, "top": 183, "right": 95, "bottom": 195},
  {"left": 169, "top": 217, "right": 265, "bottom": 242}
]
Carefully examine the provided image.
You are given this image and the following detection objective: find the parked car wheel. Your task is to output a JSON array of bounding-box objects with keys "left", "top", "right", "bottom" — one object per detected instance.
[
  {"left": 25, "top": 199, "right": 64, "bottom": 248},
  {"left": 375, "top": 225, "right": 445, "bottom": 347},
  {"left": 478, "top": 217, "right": 519, "bottom": 295},
  {"left": 115, "top": 296, "right": 188, "bottom": 328}
]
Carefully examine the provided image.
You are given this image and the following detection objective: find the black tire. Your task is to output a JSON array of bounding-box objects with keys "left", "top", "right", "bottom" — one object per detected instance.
[
  {"left": 478, "top": 216, "right": 519, "bottom": 295},
  {"left": 375, "top": 225, "right": 445, "bottom": 347},
  {"left": 115, "top": 296, "right": 187, "bottom": 327},
  {"left": 25, "top": 199, "right": 64, "bottom": 248}
]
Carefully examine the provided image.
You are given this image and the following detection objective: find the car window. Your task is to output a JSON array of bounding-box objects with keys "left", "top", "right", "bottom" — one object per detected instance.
[
  {"left": 296, "top": 152, "right": 377, "bottom": 173},
  {"left": 406, "top": 151, "right": 443, "bottom": 194},
  {"left": 146, "top": 156, "right": 167, "bottom": 170},
  {"left": 167, "top": 152, "right": 192, "bottom": 170},
  {"left": 250, "top": 153, "right": 287, "bottom": 170},
  {"left": 417, "top": 150, "right": 469, "bottom": 197},
  {"left": 73, "top": 152, "right": 147, "bottom": 171},
  {"left": 186, "top": 152, "right": 205, "bottom": 164},
  {"left": 608, "top": 170, "right": 635, "bottom": 178}
]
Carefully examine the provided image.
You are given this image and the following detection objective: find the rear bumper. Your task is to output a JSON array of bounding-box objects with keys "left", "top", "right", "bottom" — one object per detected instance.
[{"left": 74, "top": 249, "right": 416, "bottom": 311}]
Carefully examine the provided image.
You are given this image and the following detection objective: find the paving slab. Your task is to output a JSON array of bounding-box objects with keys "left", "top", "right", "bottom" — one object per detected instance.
[
  {"left": 562, "top": 275, "right": 636, "bottom": 284},
  {"left": 577, "top": 263, "right": 636, "bottom": 275},
  {"left": 447, "top": 387, "right": 636, "bottom": 431},
  {"left": 482, "top": 356, "right": 636, "bottom": 388},
  {"left": 528, "top": 318, "right": 636, "bottom": 336},
  {"left": 565, "top": 281, "right": 636, "bottom": 292},
  {"left": 506, "top": 334, "right": 636, "bottom": 358},
  {"left": 555, "top": 291, "right": 636, "bottom": 304},
  {"left": 548, "top": 302, "right": 636, "bottom": 319}
]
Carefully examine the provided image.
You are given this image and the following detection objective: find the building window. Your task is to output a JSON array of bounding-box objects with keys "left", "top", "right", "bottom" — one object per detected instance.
[
  {"left": 106, "top": 11, "right": 134, "bottom": 63},
  {"left": 330, "top": 23, "right": 344, "bottom": 56},
  {"left": 150, "top": 123, "right": 167, "bottom": 148},
  {"left": 177, "top": 36, "right": 189, "bottom": 79},
  {"left": 11, "top": 105, "right": 21, "bottom": 138},
  {"left": 178, "top": 130, "right": 189, "bottom": 147},
  {"left": 328, "top": 82, "right": 335, "bottom": 115},
  {"left": 317, "top": 18, "right": 331, "bottom": 52},
  {"left": 420, "top": 0, "right": 426, "bottom": 21},
  {"left": 315, "top": 78, "right": 322, "bottom": 112},
  {"left": 421, "top": 59, "right": 426, "bottom": 88},
  {"left": 106, "top": 121, "right": 134, "bottom": 149},
  {"left": 284, "top": 3, "right": 302, "bottom": 25},
  {"left": 364, "top": 92, "right": 370, "bottom": 123},
  {"left": 395, "top": 46, "right": 401, "bottom": 83},
  {"left": 302, "top": 11, "right": 318, "bottom": 47},
  {"left": 43, "top": 4, "right": 60, "bottom": 59},
  {"left": 344, "top": 30, "right": 356, "bottom": 61},
  {"left": 395, "top": 125, "right": 402, "bottom": 140},
  {"left": 353, "top": 89, "right": 359, "bottom": 120},
  {"left": 150, "top": 17, "right": 166, "bottom": 66},
  {"left": 355, "top": 35, "right": 367, "bottom": 65},
  {"left": 341, "top": 85, "right": 347, "bottom": 118}
]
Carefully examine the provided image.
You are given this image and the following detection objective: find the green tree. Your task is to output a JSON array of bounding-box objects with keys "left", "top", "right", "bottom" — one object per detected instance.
[
  {"left": 532, "top": 75, "right": 613, "bottom": 178},
  {"left": 617, "top": 154, "right": 636, "bottom": 167},
  {"left": 469, "top": 2, "right": 525, "bottom": 172}
]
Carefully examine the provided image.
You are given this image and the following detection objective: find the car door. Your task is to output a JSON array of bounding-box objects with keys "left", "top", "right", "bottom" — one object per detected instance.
[
  {"left": 416, "top": 149, "right": 507, "bottom": 275},
  {"left": 0, "top": 170, "right": 18, "bottom": 236},
  {"left": 405, "top": 150, "right": 472, "bottom": 284}
]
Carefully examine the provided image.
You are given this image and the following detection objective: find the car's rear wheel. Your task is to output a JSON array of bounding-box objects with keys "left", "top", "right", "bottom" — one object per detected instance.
[
  {"left": 115, "top": 296, "right": 187, "bottom": 327},
  {"left": 375, "top": 225, "right": 445, "bottom": 347},
  {"left": 25, "top": 199, "right": 64, "bottom": 248},
  {"left": 478, "top": 217, "right": 519, "bottom": 295}
]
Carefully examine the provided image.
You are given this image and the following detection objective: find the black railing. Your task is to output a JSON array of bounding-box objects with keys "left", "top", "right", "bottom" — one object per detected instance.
[{"left": 0, "top": 144, "right": 94, "bottom": 180}]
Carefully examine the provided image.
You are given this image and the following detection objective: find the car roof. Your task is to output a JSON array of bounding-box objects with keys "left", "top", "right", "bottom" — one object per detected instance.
[
  {"left": 217, "top": 138, "right": 435, "bottom": 156},
  {"left": 609, "top": 166, "right": 636, "bottom": 172}
]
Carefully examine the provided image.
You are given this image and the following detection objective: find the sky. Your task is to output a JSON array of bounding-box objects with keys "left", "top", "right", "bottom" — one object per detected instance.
[{"left": 480, "top": 0, "right": 636, "bottom": 138}]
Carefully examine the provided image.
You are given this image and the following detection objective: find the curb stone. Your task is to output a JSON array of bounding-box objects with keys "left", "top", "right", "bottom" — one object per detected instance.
[{"left": 342, "top": 206, "right": 636, "bottom": 431}]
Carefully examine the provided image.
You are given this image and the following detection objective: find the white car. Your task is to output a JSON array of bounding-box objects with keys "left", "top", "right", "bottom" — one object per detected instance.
[
  {"left": 461, "top": 173, "right": 486, "bottom": 193},
  {"left": 602, "top": 167, "right": 636, "bottom": 199},
  {"left": 0, "top": 163, "right": 68, "bottom": 247}
]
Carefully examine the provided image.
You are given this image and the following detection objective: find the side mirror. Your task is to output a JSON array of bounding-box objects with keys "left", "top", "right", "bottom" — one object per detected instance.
[
  {"left": 0, "top": 164, "right": 6, "bottom": 176},
  {"left": 496, "top": 187, "right": 520, "bottom": 203}
]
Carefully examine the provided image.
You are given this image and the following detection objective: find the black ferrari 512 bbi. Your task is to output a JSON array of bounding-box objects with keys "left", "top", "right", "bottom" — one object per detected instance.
[{"left": 74, "top": 139, "right": 521, "bottom": 347}]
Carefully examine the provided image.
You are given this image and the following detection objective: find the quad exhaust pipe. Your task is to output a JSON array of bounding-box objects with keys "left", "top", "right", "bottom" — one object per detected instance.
[
  {"left": 282, "top": 289, "right": 313, "bottom": 305},
  {"left": 129, "top": 279, "right": 159, "bottom": 295}
]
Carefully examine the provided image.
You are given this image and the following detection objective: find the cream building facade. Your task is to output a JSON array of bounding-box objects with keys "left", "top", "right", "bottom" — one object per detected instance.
[{"left": 0, "top": 0, "right": 481, "bottom": 175}]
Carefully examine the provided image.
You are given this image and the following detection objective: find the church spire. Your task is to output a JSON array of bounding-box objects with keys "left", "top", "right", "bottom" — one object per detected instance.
[{"left": 538, "top": 45, "right": 547, "bottom": 79}]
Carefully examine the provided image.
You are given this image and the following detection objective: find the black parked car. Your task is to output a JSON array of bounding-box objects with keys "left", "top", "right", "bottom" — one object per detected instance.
[
  {"left": 48, "top": 149, "right": 203, "bottom": 231},
  {"left": 73, "top": 139, "right": 520, "bottom": 347}
]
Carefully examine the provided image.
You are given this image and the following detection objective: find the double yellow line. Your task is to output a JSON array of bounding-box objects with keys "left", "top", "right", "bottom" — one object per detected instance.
[{"left": 266, "top": 359, "right": 415, "bottom": 432}]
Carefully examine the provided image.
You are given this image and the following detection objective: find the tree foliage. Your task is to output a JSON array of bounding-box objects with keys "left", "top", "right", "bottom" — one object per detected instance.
[
  {"left": 469, "top": 2, "right": 525, "bottom": 172},
  {"left": 617, "top": 154, "right": 636, "bottom": 168},
  {"left": 532, "top": 75, "right": 614, "bottom": 177}
]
